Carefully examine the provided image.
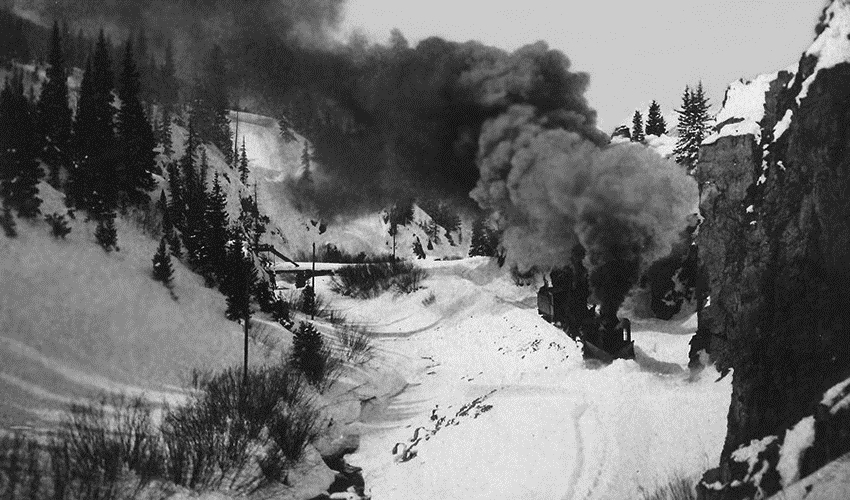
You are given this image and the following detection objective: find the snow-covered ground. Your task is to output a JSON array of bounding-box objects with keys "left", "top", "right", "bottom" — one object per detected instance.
[{"left": 311, "top": 257, "right": 731, "bottom": 500}]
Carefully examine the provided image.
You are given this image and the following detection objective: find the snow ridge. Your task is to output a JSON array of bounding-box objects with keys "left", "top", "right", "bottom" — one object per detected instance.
[
  {"left": 797, "top": 0, "right": 850, "bottom": 104},
  {"left": 702, "top": 72, "right": 776, "bottom": 146}
]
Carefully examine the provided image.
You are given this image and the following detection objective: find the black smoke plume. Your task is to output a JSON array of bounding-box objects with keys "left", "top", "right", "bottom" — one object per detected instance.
[
  {"left": 471, "top": 110, "right": 698, "bottom": 318},
  {"left": 19, "top": 0, "right": 698, "bottom": 315}
]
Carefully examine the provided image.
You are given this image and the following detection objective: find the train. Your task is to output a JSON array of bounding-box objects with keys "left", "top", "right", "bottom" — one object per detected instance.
[{"left": 537, "top": 284, "right": 635, "bottom": 362}]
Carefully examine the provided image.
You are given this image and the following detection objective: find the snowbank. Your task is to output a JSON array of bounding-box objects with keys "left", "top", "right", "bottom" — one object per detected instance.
[{"left": 0, "top": 183, "right": 250, "bottom": 429}]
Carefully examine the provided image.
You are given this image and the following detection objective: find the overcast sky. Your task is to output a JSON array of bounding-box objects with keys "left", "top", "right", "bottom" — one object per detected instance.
[{"left": 340, "top": 0, "right": 826, "bottom": 133}]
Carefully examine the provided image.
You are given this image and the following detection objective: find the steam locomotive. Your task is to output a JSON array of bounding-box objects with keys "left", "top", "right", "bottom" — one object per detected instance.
[{"left": 537, "top": 284, "right": 635, "bottom": 362}]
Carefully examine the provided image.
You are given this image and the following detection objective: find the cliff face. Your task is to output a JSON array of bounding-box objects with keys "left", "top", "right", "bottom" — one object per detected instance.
[{"left": 696, "top": 1, "right": 850, "bottom": 497}]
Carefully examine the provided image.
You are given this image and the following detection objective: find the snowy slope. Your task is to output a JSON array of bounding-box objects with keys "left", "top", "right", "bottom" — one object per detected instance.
[
  {"left": 702, "top": 72, "right": 779, "bottom": 146},
  {"left": 0, "top": 183, "right": 252, "bottom": 430},
  {"left": 307, "top": 258, "right": 732, "bottom": 500}
]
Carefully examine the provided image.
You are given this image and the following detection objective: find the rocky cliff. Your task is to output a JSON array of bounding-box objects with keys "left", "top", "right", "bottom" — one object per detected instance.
[{"left": 696, "top": 1, "right": 850, "bottom": 497}]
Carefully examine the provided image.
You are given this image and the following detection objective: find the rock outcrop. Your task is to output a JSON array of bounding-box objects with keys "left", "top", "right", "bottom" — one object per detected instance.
[{"left": 696, "top": 1, "right": 850, "bottom": 497}]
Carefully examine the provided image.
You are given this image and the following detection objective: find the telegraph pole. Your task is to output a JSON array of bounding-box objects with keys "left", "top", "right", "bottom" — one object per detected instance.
[{"left": 311, "top": 241, "right": 316, "bottom": 320}]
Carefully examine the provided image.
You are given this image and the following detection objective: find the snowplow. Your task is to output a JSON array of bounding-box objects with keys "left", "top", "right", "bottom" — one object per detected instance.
[{"left": 537, "top": 284, "right": 635, "bottom": 362}]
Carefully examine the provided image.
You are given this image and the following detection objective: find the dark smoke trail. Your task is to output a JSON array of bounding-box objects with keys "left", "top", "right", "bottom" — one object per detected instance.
[
  {"left": 471, "top": 108, "right": 698, "bottom": 317},
  {"left": 22, "top": 0, "right": 699, "bottom": 311}
]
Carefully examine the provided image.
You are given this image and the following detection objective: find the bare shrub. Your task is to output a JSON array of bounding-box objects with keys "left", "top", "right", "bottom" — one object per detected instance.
[
  {"left": 334, "top": 323, "right": 375, "bottom": 365},
  {"left": 330, "top": 261, "right": 429, "bottom": 298},
  {"left": 640, "top": 472, "right": 698, "bottom": 500}
]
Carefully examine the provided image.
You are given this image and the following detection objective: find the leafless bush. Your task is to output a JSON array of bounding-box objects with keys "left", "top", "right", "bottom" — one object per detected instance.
[
  {"left": 640, "top": 472, "right": 698, "bottom": 500},
  {"left": 331, "top": 261, "right": 429, "bottom": 298},
  {"left": 334, "top": 323, "right": 376, "bottom": 365}
]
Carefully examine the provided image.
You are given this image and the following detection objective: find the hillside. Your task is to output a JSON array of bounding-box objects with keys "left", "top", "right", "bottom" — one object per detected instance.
[{"left": 0, "top": 182, "right": 246, "bottom": 429}]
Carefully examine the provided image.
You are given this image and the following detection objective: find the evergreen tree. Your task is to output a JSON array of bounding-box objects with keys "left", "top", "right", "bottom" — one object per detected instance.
[
  {"left": 631, "top": 110, "right": 644, "bottom": 143},
  {"left": 158, "top": 189, "right": 181, "bottom": 258},
  {"left": 469, "top": 215, "right": 500, "bottom": 258},
  {"left": 238, "top": 186, "right": 270, "bottom": 251},
  {"left": 165, "top": 160, "right": 184, "bottom": 233},
  {"left": 116, "top": 38, "right": 157, "bottom": 207},
  {"left": 1, "top": 206, "right": 17, "bottom": 238},
  {"left": 38, "top": 21, "right": 73, "bottom": 186},
  {"left": 152, "top": 236, "right": 174, "bottom": 289},
  {"left": 413, "top": 237, "right": 426, "bottom": 259},
  {"left": 44, "top": 212, "right": 72, "bottom": 239},
  {"left": 94, "top": 210, "right": 118, "bottom": 251},
  {"left": 181, "top": 132, "right": 209, "bottom": 273},
  {"left": 384, "top": 200, "right": 414, "bottom": 260},
  {"left": 238, "top": 138, "right": 249, "bottom": 184},
  {"left": 300, "top": 285, "right": 316, "bottom": 316},
  {"left": 223, "top": 229, "right": 257, "bottom": 321},
  {"left": 190, "top": 44, "right": 231, "bottom": 162},
  {"left": 300, "top": 141, "right": 311, "bottom": 182},
  {"left": 160, "top": 106, "right": 173, "bottom": 156},
  {"left": 290, "top": 321, "right": 326, "bottom": 385},
  {"left": 0, "top": 71, "right": 43, "bottom": 218},
  {"left": 674, "top": 82, "right": 711, "bottom": 172},
  {"left": 645, "top": 100, "right": 667, "bottom": 136},
  {"left": 69, "top": 30, "right": 116, "bottom": 216},
  {"left": 204, "top": 172, "right": 229, "bottom": 283}
]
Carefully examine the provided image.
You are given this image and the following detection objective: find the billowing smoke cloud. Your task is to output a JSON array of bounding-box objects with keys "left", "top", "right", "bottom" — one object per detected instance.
[
  {"left": 280, "top": 39, "right": 609, "bottom": 217},
  {"left": 471, "top": 105, "right": 698, "bottom": 317},
  {"left": 18, "top": 0, "right": 699, "bottom": 313}
]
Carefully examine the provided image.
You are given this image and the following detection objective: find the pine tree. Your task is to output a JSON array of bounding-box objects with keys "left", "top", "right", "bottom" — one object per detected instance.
[
  {"left": 238, "top": 138, "right": 249, "bottom": 184},
  {"left": 190, "top": 44, "right": 232, "bottom": 162},
  {"left": 165, "top": 160, "right": 184, "bottom": 233},
  {"left": 1, "top": 206, "right": 16, "bottom": 237},
  {"left": 181, "top": 132, "right": 209, "bottom": 273},
  {"left": 631, "top": 110, "right": 644, "bottom": 143},
  {"left": 69, "top": 30, "right": 116, "bottom": 216},
  {"left": 95, "top": 210, "right": 118, "bottom": 251},
  {"left": 238, "top": 186, "right": 269, "bottom": 251},
  {"left": 674, "top": 82, "right": 712, "bottom": 172},
  {"left": 38, "top": 21, "right": 73, "bottom": 187},
  {"left": 291, "top": 321, "right": 326, "bottom": 385},
  {"left": 204, "top": 172, "right": 229, "bottom": 283},
  {"left": 300, "top": 285, "right": 316, "bottom": 316},
  {"left": 44, "top": 212, "right": 72, "bottom": 239},
  {"left": 116, "top": 38, "right": 157, "bottom": 207},
  {"left": 160, "top": 106, "right": 173, "bottom": 156},
  {"left": 0, "top": 71, "right": 43, "bottom": 218},
  {"left": 152, "top": 236, "right": 174, "bottom": 289},
  {"left": 223, "top": 229, "right": 257, "bottom": 321},
  {"left": 645, "top": 100, "right": 667, "bottom": 136},
  {"left": 158, "top": 189, "right": 181, "bottom": 258},
  {"left": 469, "top": 215, "right": 499, "bottom": 258}
]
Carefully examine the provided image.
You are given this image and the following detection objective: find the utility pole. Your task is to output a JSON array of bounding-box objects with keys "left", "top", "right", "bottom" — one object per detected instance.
[
  {"left": 311, "top": 241, "right": 316, "bottom": 320},
  {"left": 235, "top": 111, "right": 240, "bottom": 167}
]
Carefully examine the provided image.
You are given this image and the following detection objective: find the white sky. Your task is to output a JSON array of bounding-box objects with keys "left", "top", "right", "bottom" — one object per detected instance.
[{"left": 339, "top": 0, "right": 826, "bottom": 133}]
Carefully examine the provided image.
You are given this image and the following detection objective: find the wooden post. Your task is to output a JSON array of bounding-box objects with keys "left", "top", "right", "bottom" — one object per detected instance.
[
  {"left": 243, "top": 311, "right": 249, "bottom": 381},
  {"left": 311, "top": 241, "right": 316, "bottom": 320}
]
